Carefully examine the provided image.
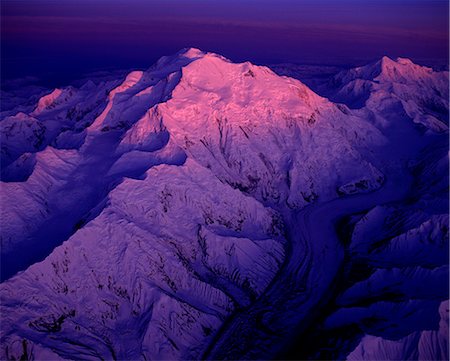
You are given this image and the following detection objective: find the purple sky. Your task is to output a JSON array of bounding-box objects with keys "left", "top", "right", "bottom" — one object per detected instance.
[{"left": 1, "top": 0, "right": 448, "bottom": 86}]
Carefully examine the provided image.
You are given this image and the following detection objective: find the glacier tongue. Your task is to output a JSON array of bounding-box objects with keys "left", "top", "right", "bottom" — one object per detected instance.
[{"left": 0, "top": 49, "right": 448, "bottom": 360}]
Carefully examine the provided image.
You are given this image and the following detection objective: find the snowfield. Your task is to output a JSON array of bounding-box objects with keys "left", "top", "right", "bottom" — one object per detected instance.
[{"left": 0, "top": 48, "right": 448, "bottom": 360}]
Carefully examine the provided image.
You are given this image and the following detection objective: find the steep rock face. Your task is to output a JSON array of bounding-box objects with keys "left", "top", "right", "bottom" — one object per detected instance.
[{"left": 0, "top": 49, "right": 448, "bottom": 360}]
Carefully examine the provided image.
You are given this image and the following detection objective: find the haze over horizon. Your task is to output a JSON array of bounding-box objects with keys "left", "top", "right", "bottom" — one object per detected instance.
[{"left": 1, "top": 0, "right": 448, "bottom": 87}]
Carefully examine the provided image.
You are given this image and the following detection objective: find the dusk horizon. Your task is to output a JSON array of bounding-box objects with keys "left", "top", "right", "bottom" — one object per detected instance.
[{"left": 2, "top": 0, "right": 449, "bottom": 86}]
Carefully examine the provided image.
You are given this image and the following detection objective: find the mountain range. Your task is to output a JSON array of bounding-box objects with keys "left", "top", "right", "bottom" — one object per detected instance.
[{"left": 0, "top": 48, "right": 448, "bottom": 360}]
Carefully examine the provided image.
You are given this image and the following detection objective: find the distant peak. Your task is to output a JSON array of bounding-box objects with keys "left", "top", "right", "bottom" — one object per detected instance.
[
  {"left": 334, "top": 55, "right": 434, "bottom": 86},
  {"left": 376, "top": 56, "right": 434, "bottom": 78},
  {"left": 369, "top": 55, "right": 430, "bottom": 80},
  {"left": 378, "top": 56, "right": 419, "bottom": 70}
]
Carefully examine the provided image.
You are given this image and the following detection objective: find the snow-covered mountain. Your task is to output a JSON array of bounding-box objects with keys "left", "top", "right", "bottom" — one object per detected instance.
[
  {"left": 0, "top": 48, "right": 448, "bottom": 360},
  {"left": 326, "top": 57, "right": 449, "bottom": 132},
  {"left": 272, "top": 57, "right": 449, "bottom": 133}
]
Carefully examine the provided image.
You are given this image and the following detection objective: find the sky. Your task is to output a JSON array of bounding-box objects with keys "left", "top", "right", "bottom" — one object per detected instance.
[{"left": 1, "top": 0, "right": 448, "bottom": 86}]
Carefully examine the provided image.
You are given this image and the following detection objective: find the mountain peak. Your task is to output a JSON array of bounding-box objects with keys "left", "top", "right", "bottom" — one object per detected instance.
[
  {"left": 378, "top": 55, "right": 405, "bottom": 72},
  {"left": 375, "top": 55, "right": 435, "bottom": 82},
  {"left": 177, "top": 47, "right": 206, "bottom": 59},
  {"left": 378, "top": 55, "right": 417, "bottom": 71},
  {"left": 152, "top": 48, "right": 204, "bottom": 70},
  {"left": 379, "top": 55, "right": 395, "bottom": 66},
  {"left": 336, "top": 55, "right": 436, "bottom": 86}
]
